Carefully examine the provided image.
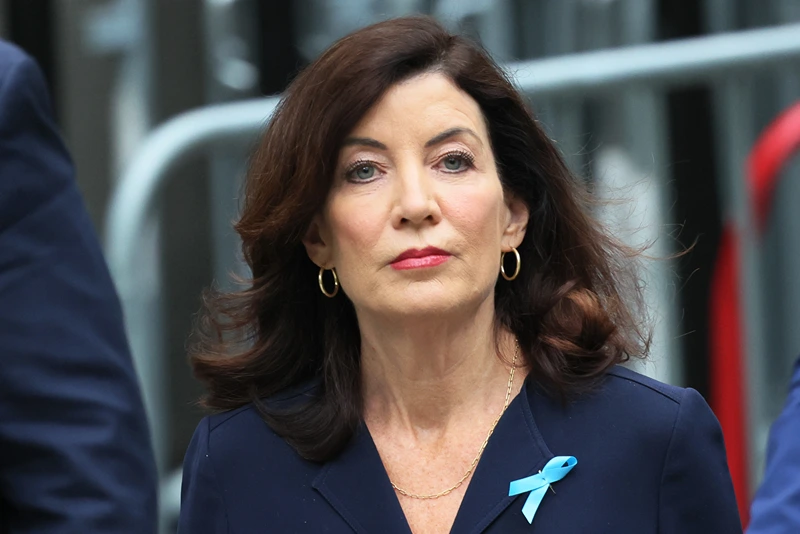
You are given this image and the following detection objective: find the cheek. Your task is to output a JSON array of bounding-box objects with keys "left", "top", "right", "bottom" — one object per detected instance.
[
  {"left": 326, "top": 198, "right": 385, "bottom": 260},
  {"left": 444, "top": 185, "right": 505, "bottom": 244}
]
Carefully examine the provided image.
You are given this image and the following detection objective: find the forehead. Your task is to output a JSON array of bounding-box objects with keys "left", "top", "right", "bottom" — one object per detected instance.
[{"left": 348, "top": 72, "right": 488, "bottom": 140}]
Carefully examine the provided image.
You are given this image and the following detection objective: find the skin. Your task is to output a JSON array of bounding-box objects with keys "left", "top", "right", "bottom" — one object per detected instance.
[{"left": 303, "top": 72, "right": 529, "bottom": 533}]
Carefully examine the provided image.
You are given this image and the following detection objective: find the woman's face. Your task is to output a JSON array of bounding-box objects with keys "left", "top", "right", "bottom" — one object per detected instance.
[{"left": 304, "top": 72, "right": 528, "bottom": 319}]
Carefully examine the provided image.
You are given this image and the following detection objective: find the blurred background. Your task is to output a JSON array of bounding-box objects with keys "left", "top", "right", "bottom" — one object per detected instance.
[{"left": 1, "top": 0, "right": 799, "bottom": 530}]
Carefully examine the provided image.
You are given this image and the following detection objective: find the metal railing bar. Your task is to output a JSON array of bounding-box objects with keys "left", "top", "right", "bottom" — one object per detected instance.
[
  {"left": 509, "top": 22, "right": 800, "bottom": 98},
  {"left": 106, "top": 97, "right": 279, "bottom": 289}
]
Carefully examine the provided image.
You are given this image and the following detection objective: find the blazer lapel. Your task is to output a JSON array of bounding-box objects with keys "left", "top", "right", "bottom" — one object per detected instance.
[
  {"left": 312, "top": 424, "right": 412, "bottom": 534},
  {"left": 449, "top": 379, "right": 554, "bottom": 534}
]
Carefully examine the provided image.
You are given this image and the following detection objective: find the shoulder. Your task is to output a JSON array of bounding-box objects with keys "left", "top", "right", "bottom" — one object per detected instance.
[
  {"left": 530, "top": 364, "right": 719, "bottom": 461},
  {"left": 605, "top": 364, "right": 683, "bottom": 398},
  {"left": 0, "top": 40, "right": 56, "bottom": 153},
  {"left": 603, "top": 364, "right": 686, "bottom": 413},
  {"left": 607, "top": 366, "right": 726, "bottom": 452},
  {"left": 206, "top": 379, "right": 320, "bottom": 434},
  {"left": 606, "top": 365, "right": 744, "bottom": 531},
  {"left": 0, "top": 38, "right": 66, "bottom": 214},
  {"left": 192, "top": 380, "right": 321, "bottom": 467},
  {"left": 529, "top": 364, "right": 739, "bottom": 530},
  {"left": 602, "top": 366, "right": 721, "bottom": 447},
  {"left": 181, "top": 381, "right": 323, "bottom": 530},
  {"left": 0, "top": 40, "right": 44, "bottom": 101},
  {"left": 0, "top": 40, "right": 32, "bottom": 79},
  {"left": 602, "top": 365, "right": 721, "bottom": 436},
  {"left": 573, "top": 364, "right": 705, "bottom": 424},
  {"left": 524, "top": 366, "right": 741, "bottom": 531}
]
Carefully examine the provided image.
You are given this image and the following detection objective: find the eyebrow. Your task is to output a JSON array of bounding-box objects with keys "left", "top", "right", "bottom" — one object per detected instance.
[
  {"left": 341, "top": 127, "right": 481, "bottom": 151},
  {"left": 341, "top": 137, "right": 388, "bottom": 150},
  {"left": 424, "top": 127, "right": 482, "bottom": 148}
]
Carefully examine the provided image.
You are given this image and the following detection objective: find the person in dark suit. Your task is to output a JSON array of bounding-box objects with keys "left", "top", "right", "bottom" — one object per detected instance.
[
  {"left": 747, "top": 356, "right": 800, "bottom": 533},
  {"left": 0, "top": 40, "right": 157, "bottom": 532},
  {"left": 180, "top": 16, "right": 741, "bottom": 533}
]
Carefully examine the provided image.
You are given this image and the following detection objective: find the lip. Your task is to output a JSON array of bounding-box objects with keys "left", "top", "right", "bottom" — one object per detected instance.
[{"left": 391, "top": 246, "right": 451, "bottom": 270}]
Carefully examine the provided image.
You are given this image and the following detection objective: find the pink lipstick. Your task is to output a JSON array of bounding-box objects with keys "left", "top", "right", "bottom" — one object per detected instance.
[{"left": 391, "top": 246, "right": 451, "bottom": 270}]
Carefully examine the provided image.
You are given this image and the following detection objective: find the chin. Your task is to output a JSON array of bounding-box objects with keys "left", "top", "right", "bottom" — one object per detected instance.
[{"left": 374, "top": 284, "right": 492, "bottom": 319}]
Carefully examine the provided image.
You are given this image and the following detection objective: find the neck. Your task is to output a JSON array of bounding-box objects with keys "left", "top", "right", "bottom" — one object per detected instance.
[{"left": 358, "top": 297, "right": 521, "bottom": 433}]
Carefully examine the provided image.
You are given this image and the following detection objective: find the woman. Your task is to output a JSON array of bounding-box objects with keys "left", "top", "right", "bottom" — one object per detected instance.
[{"left": 180, "top": 16, "right": 741, "bottom": 534}]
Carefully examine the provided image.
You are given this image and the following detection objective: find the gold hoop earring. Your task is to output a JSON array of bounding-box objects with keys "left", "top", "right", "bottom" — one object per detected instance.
[
  {"left": 318, "top": 267, "right": 339, "bottom": 297},
  {"left": 500, "top": 248, "right": 521, "bottom": 281}
]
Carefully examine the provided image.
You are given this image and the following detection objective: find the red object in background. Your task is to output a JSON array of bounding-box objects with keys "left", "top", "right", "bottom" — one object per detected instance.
[
  {"left": 710, "top": 101, "right": 800, "bottom": 528},
  {"left": 711, "top": 228, "right": 749, "bottom": 524}
]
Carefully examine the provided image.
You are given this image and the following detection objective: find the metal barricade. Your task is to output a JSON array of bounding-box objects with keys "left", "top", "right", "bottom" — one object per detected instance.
[{"left": 104, "top": 22, "right": 800, "bottom": 528}]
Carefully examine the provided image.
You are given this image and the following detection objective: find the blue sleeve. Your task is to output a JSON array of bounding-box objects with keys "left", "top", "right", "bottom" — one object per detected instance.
[
  {"left": 0, "top": 42, "right": 157, "bottom": 533},
  {"left": 747, "top": 358, "right": 800, "bottom": 534},
  {"left": 179, "top": 417, "right": 229, "bottom": 533},
  {"left": 658, "top": 388, "right": 743, "bottom": 533}
]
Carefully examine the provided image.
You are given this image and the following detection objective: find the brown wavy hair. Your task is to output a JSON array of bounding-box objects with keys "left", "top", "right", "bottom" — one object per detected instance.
[{"left": 191, "top": 15, "right": 650, "bottom": 461}]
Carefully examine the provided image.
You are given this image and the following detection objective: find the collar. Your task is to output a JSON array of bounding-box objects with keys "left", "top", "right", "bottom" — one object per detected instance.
[{"left": 312, "top": 379, "right": 554, "bottom": 533}]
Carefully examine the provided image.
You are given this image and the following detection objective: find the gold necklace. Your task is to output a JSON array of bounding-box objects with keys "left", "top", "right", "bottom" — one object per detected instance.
[{"left": 390, "top": 348, "right": 518, "bottom": 500}]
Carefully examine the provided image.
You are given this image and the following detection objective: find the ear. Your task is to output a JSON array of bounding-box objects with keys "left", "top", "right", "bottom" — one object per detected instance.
[
  {"left": 302, "top": 215, "right": 334, "bottom": 268},
  {"left": 501, "top": 195, "right": 529, "bottom": 251}
]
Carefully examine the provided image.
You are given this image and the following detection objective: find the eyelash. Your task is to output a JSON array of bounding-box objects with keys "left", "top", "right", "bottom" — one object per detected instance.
[
  {"left": 442, "top": 150, "right": 476, "bottom": 170},
  {"left": 344, "top": 159, "right": 377, "bottom": 180},
  {"left": 343, "top": 150, "right": 476, "bottom": 181}
]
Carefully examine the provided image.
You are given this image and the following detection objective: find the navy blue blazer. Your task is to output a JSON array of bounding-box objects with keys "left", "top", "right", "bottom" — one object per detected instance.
[
  {"left": 0, "top": 41, "right": 157, "bottom": 532},
  {"left": 180, "top": 366, "right": 742, "bottom": 533},
  {"left": 748, "top": 356, "right": 800, "bottom": 533}
]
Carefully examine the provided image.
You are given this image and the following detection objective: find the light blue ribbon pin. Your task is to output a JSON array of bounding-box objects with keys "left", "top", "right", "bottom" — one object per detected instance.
[{"left": 508, "top": 456, "right": 577, "bottom": 524}]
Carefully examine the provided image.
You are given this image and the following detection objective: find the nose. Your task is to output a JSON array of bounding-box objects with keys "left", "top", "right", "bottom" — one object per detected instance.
[{"left": 390, "top": 163, "right": 443, "bottom": 228}]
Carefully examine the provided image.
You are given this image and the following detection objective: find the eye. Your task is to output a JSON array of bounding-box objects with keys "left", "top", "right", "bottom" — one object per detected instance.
[
  {"left": 443, "top": 155, "right": 463, "bottom": 171},
  {"left": 438, "top": 151, "right": 475, "bottom": 173},
  {"left": 345, "top": 160, "right": 379, "bottom": 182},
  {"left": 354, "top": 164, "right": 376, "bottom": 180}
]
